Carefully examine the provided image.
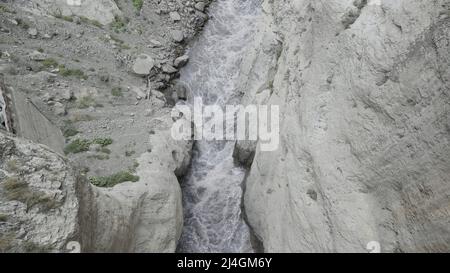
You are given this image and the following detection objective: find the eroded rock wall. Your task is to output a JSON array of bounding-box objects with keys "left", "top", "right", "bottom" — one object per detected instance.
[{"left": 239, "top": 0, "right": 450, "bottom": 252}]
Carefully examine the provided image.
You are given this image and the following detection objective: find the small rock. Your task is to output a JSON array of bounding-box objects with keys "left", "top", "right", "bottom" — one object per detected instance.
[
  {"left": 54, "top": 102, "right": 67, "bottom": 116},
  {"left": 174, "top": 55, "right": 189, "bottom": 67},
  {"left": 169, "top": 11, "right": 181, "bottom": 21},
  {"left": 194, "top": 2, "right": 206, "bottom": 12},
  {"left": 29, "top": 50, "right": 47, "bottom": 61},
  {"left": 162, "top": 64, "right": 178, "bottom": 74},
  {"left": 132, "top": 54, "right": 155, "bottom": 76},
  {"left": 61, "top": 89, "right": 73, "bottom": 101},
  {"left": 148, "top": 39, "right": 162, "bottom": 48},
  {"left": 28, "top": 28, "right": 38, "bottom": 37},
  {"left": 170, "top": 30, "right": 184, "bottom": 43}
]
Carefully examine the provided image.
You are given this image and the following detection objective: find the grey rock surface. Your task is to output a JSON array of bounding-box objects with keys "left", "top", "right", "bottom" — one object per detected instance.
[{"left": 237, "top": 0, "right": 450, "bottom": 253}]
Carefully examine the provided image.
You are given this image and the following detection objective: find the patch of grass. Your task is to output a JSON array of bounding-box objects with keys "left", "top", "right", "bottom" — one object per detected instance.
[
  {"left": 132, "top": 0, "right": 144, "bottom": 11},
  {"left": 41, "top": 58, "right": 59, "bottom": 68},
  {"left": 92, "top": 138, "right": 113, "bottom": 147},
  {"left": 111, "top": 87, "right": 123, "bottom": 97},
  {"left": 109, "top": 34, "right": 131, "bottom": 50},
  {"left": 111, "top": 15, "right": 127, "bottom": 32},
  {"left": 2, "top": 177, "right": 59, "bottom": 212},
  {"left": 58, "top": 65, "right": 87, "bottom": 80},
  {"left": 89, "top": 171, "right": 139, "bottom": 187},
  {"left": 64, "top": 138, "right": 113, "bottom": 154},
  {"left": 76, "top": 95, "right": 99, "bottom": 109},
  {"left": 64, "top": 139, "right": 91, "bottom": 154},
  {"left": 63, "top": 127, "right": 80, "bottom": 138},
  {"left": 80, "top": 16, "right": 103, "bottom": 28}
]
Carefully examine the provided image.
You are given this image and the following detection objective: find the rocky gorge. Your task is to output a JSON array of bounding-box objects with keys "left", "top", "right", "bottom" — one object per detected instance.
[{"left": 1, "top": 0, "right": 450, "bottom": 253}]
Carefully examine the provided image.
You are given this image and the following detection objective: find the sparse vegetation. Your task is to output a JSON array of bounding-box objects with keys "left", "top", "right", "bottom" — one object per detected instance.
[
  {"left": 0, "top": 4, "right": 14, "bottom": 14},
  {"left": 80, "top": 16, "right": 103, "bottom": 28},
  {"left": 41, "top": 58, "right": 59, "bottom": 68},
  {"left": 58, "top": 64, "right": 87, "bottom": 80},
  {"left": 64, "top": 138, "right": 113, "bottom": 154},
  {"left": 109, "top": 34, "right": 131, "bottom": 50},
  {"left": 132, "top": 0, "right": 144, "bottom": 11},
  {"left": 92, "top": 138, "right": 113, "bottom": 147},
  {"left": 63, "top": 127, "right": 80, "bottom": 138},
  {"left": 89, "top": 171, "right": 139, "bottom": 187},
  {"left": 64, "top": 139, "right": 91, "bottom": 154},
  {"left": 125, "top": 150, "right": 135, "bottom": 157},
  {"left": 111, "top": 87, "right": 123, "bottom": 97},
  {"left": 76, "top": 95, "right": 100, "bottom": 109},
  {"left": 2, "top": 177, "right": 59, "bottom": 212},
  {"left": 111, "top": 15, "right": 127, "bottom": 33}
]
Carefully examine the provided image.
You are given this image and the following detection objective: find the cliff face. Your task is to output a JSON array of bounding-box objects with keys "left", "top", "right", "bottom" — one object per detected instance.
[
  {"left": 238, "top": 0, "right": 450, "bottom": 252},
  {"left": 0, "top": 108, "right": 191, "bottom": 253}
]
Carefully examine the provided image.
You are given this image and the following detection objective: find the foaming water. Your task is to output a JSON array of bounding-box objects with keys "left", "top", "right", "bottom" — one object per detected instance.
[{"left": 177, "top": 0, "right": 262, "bottom": 253}]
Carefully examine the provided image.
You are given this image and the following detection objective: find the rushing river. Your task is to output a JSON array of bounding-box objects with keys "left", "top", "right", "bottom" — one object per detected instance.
[{"left": 176, "top": 0, "right": 262, "bottom": 253}]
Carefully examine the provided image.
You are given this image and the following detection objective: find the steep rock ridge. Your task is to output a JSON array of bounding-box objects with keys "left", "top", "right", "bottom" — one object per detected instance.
[
  {"left": 238, "top": 0, "right": 450, "bottom": 252},
  {"left": 78, "top": 110, "right": 192, "bottom": 252}
]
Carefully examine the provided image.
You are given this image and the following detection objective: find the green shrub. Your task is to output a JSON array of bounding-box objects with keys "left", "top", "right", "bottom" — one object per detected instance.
[
  {"left": 111, "top": 15, "right": 127, "bottom": 32},
  {"left": 92, "top": 138, "right": 113, "bottom": 147},
  {"left": 64, "top": 138, "right": 112, "bottom": 154},
  {"left": 125, "top": 150, "right": 135, "bottom": 157},
  {"left": 41, "top": 58, "right": 59, "bottom": 68},
  {"left": 63, "top": 127, "right": 80, "bottom": 138},
  {"left": 76, "top": 96, "right": 99, "bottom": 109},
  {"left": 58, "top": 65, "right": 87, "bottom": 79},
  {"left": 64, "top": 139, "right": 91, "bottom": 154},
  {"left": 111, "top": 87, "right": 123, "bottom": 97},
  {"left": 89, "top": 171, "right": 139, "bottom": 187},
  {"left": 132, "top": 0, "right": 144, "bottom": 11}
]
